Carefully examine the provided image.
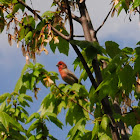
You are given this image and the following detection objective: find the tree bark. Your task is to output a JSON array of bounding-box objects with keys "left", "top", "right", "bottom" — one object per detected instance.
[{"left": 77, "top": 1, "right": 121, "bottom": 139}]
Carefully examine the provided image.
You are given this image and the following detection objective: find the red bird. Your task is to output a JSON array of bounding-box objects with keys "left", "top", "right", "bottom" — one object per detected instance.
[{"left": 56, "top": 61, "right": 78, "bottom": 85}]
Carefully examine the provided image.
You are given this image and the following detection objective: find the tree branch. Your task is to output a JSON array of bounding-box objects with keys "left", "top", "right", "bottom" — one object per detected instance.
[
  {"left": 54, "top": 84, "right": 94, "bottom": 117},
  {"left": 54, "top": 0, "right": 81, "bottom": 23},
  {"left": 77, "top": 1, "right": 121, "bottom": 139},
  {"left": 17, "top": 0, "right": 73, "bottom": 41},
  {"left": 96, "top": 5, "right": 114, "bottom": 33},
  {"left": 65, "top": 0, "right": 98, "bottom": 88},
  {"left": 71, "top": 44, "right": 98, "bottom": 89}
]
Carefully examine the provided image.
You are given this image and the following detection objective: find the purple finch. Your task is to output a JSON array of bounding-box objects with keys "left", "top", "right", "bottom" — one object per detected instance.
[{"left": 56, "top": 61, "right": 78, "bottom": 85}]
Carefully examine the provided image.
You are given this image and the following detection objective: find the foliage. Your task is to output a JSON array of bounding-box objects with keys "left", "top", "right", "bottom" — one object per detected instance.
[{"left": 0, "top": 0, "right": 140, "bottom": 140}]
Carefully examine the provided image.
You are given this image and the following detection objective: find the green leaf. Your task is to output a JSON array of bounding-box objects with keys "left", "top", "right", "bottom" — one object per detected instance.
[
  {"left": 0, "top": 93, "right": 11, "bottom": 103},
  {"left": 122, "top": 0, "right": 128, "bottom": 13},
  {"left": 99, "top": 134, "right": 112, "bottom": 140},
  {"left": 12, "top": 0, "right": 18, "bottom": 3},
  {"left": 134, "top": 56, "right": 140, "bottom": 74},
  {"left": 92, "top": 120, "right": 99, "bottom": 139},
  {"left": 136, "top": 41, "right": 140, "bottom": 45},
  {"left": 79, "top": 69, "right": 88, "bottom": 82},
  {"left": 89, "top": 86, "right": 98, "bottom": 110},
  {"left": 36, "top": 21, "right": 46, "bottom": 31},
  {"left": 36, "top": 133, "right": 43, "bottom": 139},
  {"left": 57, "top": 100, "right": 66, "bottom": 113},
  {"left": 70, "top": 40, "right": 93, "bottom": 49},
  {"left": 8, "top": 128, "right": 26, "bottom": 140},
  {"left": 57, "top": 36, "right": 69, "bottom": 55},
  {"left": 119, "top": 65, "right": 135, "bottom": 94},
  {"left": 26, "top": 113, "right": 40, "bottom": 124},
  {"left": 0, "top": 101, "right": 6, "bottom": 112},
  {"left": 44, "top": 112, "right": 63, "bottom": 129},
  {"left": 13, "top": 3, "right": 25, "bottom": 13},
  {"left": 122, "top": 112, "right": 136, "bottom": 128},
  {"left": 71, "top": 83, "right": 82, "bottom": 92},
  {"left": 130, "top": 124, "right": 140, "bottom": 140},
  {"left": 135, "top": 47, "right": 140, "bottom": 55},
  {"left": 50, "top": 34, "right": 69, "bottom": 55},
  {"left": 23, "top": 15, "right": 35, "bottom": 29},
  {"left": 14, "top": 64, "right": 28, "bottom": 93},
  {"left": 18, "top": 94, "right": 30, "bottom": 107},
  {"left": 33, "top": 70, "right": 40, "bottom": 77},
  {"left": 68, "top": 118, "right": 86, "bottom": 140},
  {"left": 31, "top": 76, "right": 36, "bottom": 89},
  {"left": 101, "top": 115, "right": 110, "bottom": 131},
  {"left": 0, "top": 111, "right": 24, "bottom": 132},
  {"left": 20, "top": 94, "right": 33, "bottom": 102},
  {"left": 48, "top": 134, "right": 57, "bottom": 140},
  {"left": 73, "top": 57, "right": 81, "bottom": 71},
  {"left": 25, "top": 31, "right": 33, "bottom": 43},
  {"left": 18, "top": 27, "right": 25, "bottom": 41},
  {"left": 42, "top": 11, "right": 55, "bottom": 20},
  {"left": 39, "top": 94, "right": 55, "bottom": 116},
  {"left": 122, "top": 47, "right": 133, "bottom": 54},
  {"left": 28, "top": 135, "right": 36, "bottom": 140},
  {"left": 70, "top": 40, "right": 102, "bottom": 59},
  {"left": 27, "top": 119, "right": 40, "bottom": 133},
  {"left": 66, "top": 108, "right": 74, "bottom": 126},
  {"left": 105, "top": 41, "right": 121, "bottom": 58},
  {"left": 133, "top": 0, "right": 140, "bottom": 8}
]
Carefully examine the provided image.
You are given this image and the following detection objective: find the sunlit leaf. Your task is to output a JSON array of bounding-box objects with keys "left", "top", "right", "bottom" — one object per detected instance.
[
  {"left": 0, "top": 112, "right": 24, "bottom": 132},
  {"left": 26, "top": 113, "right": 40, "bottom": 124},
  {"left": 92, "top": 120, "right": 99, "bottom": 139},
  {"left": 101, "top": 115, "right": 110, "bottom": 131},
  {"left": 44, "top": 112, "right": 63, "bottom": 129},
  {"left": 14, "top": 64, "right": 28, "bottom": 93},
  {"left": 0, "top": 93, "right": 11, "bottom": 103},
  {"left": 130, "top": 124, "right": 140, "bottom": 140}
]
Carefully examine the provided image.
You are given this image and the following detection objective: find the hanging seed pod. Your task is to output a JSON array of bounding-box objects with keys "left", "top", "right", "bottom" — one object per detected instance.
[
  {"left": 17, "top": 40, "right": 19, "bottom": 48},
  {"left": 53, "top": 36, "right": 59, "bottom": 44},
  {"left": 21, "top": 44, "right": 26, "bottom": 57},
  {"left": 43, "top": 47, "right": 49, "bottom": 55},
  {"left": 26, "top": 52, "right": 30, "bottom": 65},
  {"left": 8, "top": 34, "right": 12, "bottom": 46}
]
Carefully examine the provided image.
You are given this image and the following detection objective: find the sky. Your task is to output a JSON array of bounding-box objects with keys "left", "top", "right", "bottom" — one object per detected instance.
[{"left": 0, "top": 0, "right": 140, "bottom": 139}]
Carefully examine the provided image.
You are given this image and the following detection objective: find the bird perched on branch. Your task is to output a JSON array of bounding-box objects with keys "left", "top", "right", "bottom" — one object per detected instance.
[
  {"left": 56, "top": 61, "right": 79, "bottom": 85},
  {"left": 57, "top": 61, "right": 89, "bottom": 103}
]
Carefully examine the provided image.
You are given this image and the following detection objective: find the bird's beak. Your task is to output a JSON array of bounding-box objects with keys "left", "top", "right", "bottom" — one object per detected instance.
[{"left": 56, "top": 64, "right": 59, "bottom": 67}]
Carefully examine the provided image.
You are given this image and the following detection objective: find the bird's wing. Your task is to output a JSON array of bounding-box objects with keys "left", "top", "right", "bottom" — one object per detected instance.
[{"left": 67, "top": 69, "right": 78, "bottom": 83}]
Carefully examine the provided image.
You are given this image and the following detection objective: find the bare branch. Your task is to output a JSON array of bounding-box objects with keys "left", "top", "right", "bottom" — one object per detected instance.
[
  {"left": 71, "top": 44, "right": 98, "bottom": 89},
  {"left": 96, "top": 5, "right": 114, "bottom": 33},
  {"left": 65, "top": 0, "right": 73, "bottom": 40},
  {"left": 73, "top": 35, "right": 84, "bottom": 37}
]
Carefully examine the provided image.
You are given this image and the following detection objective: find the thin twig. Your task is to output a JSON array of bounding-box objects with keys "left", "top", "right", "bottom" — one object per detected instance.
[
  {"left": 29, "top": 0, "right": 34, "bottom": 9},
  {"left": 73, "top": 35, "right": 84, "bottom": 37},
  {"left": 71, "top": 44, "right": 98, "bottom": 89},
  {"left": 136, "top": 7, "right": 140, "bottom": 14},
  {"left": 54, "top": 84, "right": 94, "bottom": 117},
  {"left": 96, "top": 5, "right": 114, "bottom": 33},
  {"left": 64, "top": 0, "right": 73, "bottom": 40}
]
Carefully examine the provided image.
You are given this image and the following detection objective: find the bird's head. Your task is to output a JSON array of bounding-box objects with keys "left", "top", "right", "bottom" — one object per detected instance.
[{"left": 56, "top": 61, "right": 67, "bottom": 70}]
